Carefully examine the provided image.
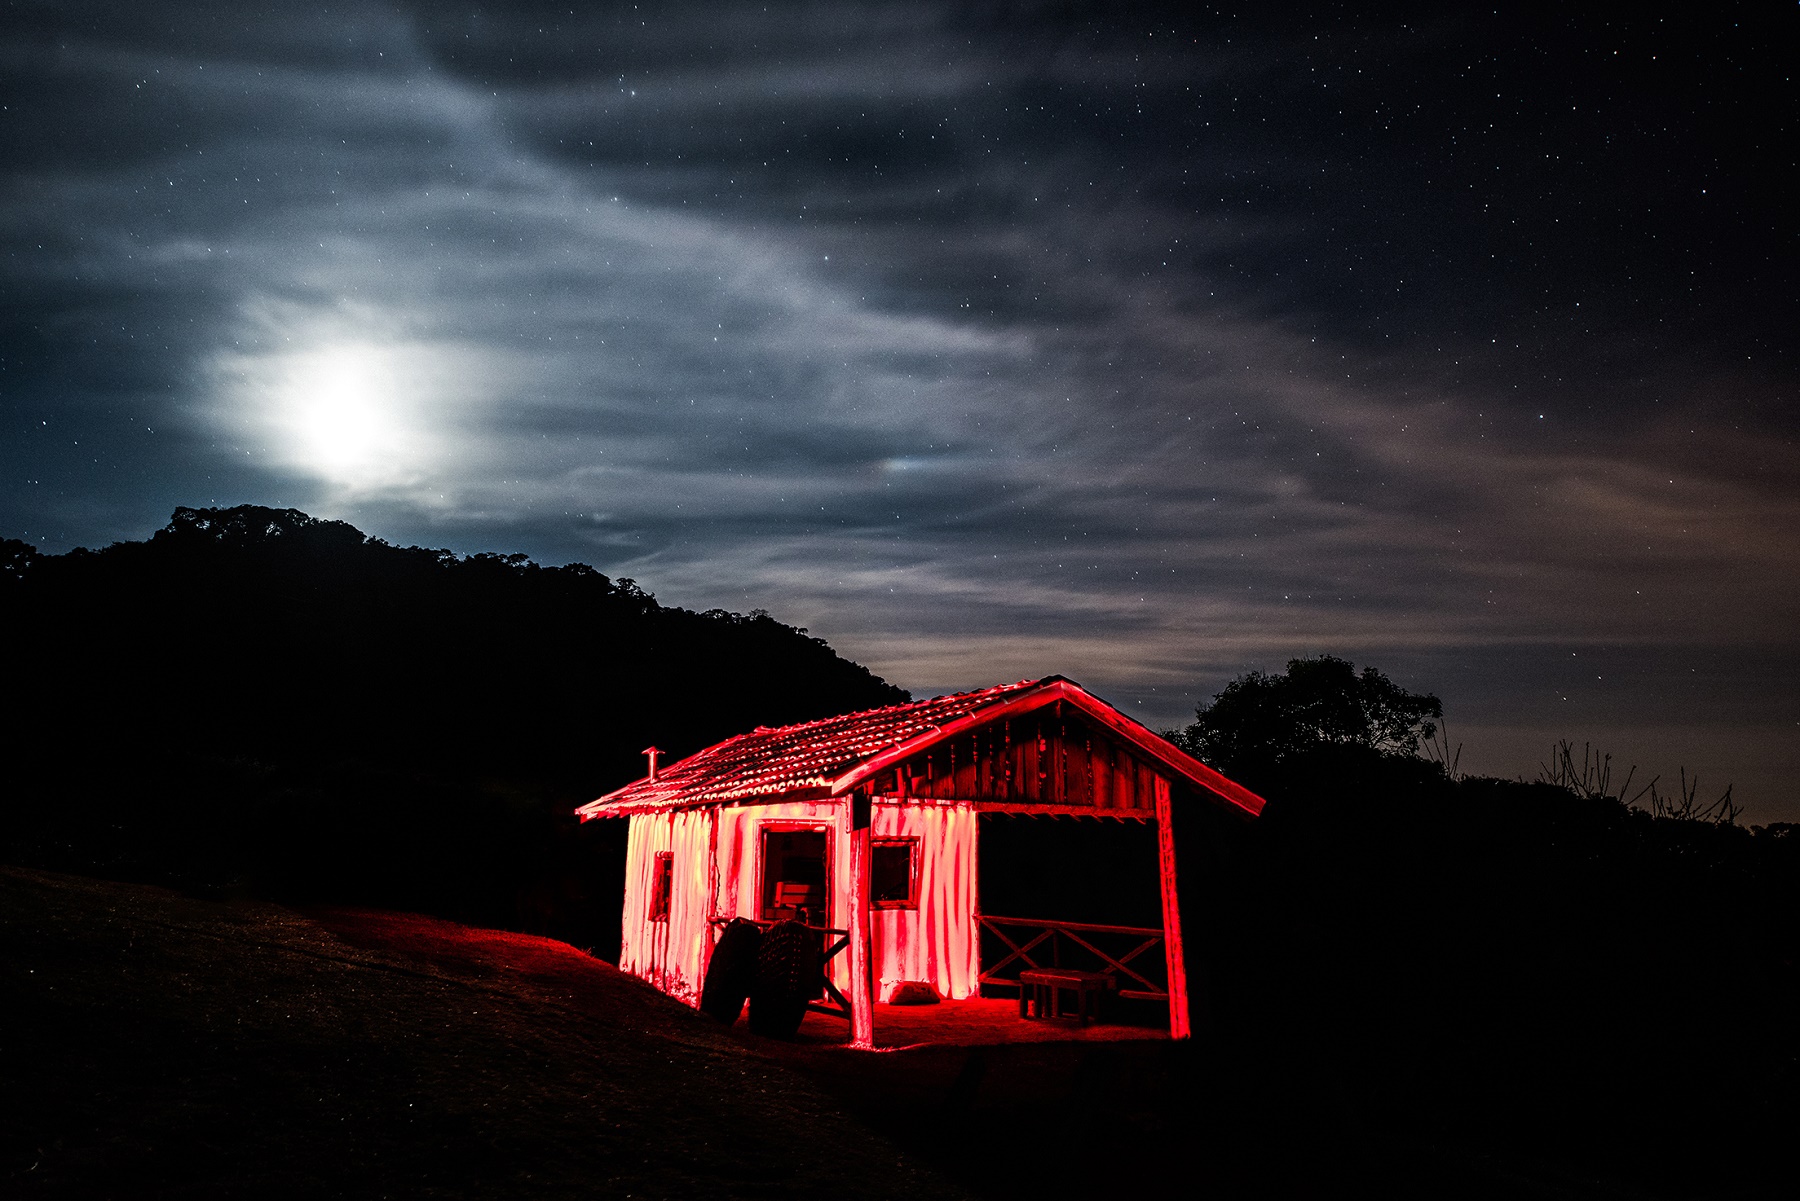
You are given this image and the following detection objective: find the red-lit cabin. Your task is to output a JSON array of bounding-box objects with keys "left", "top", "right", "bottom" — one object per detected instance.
[{"left": 575, "top": 676, "right": 1264, "bottom": 1046}]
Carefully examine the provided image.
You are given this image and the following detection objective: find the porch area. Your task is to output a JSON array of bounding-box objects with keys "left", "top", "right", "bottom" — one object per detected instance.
[
  {"left": 787, "top": 996, "right": 1168, "bottom": 1049},
  {"left": 733, "top": 911, "right": 1180, "bottom": 1049}
]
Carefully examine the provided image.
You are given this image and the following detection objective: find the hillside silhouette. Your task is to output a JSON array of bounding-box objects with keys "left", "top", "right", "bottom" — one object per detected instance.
[{"left": 0, "top": 505, "right": 906, "bottom": 944}]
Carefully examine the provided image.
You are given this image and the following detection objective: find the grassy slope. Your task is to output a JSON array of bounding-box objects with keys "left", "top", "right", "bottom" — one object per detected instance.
[
  {"left": 10, "top": 864, "right": 1768, "bottom": 1201},
  {"left": 0, "top": 867, "right": 964, "bottom": 1200}
]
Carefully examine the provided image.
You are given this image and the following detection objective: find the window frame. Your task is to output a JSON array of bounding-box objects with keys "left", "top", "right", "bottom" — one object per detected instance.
[
  {"left": 648, "top": 850, "right": 674, "bottom": 923},
  {"left": 869, "top": 836, "right": 920, "bottom": 911},
  {"left": 757, "top": 822, "right": 835, "bottom": 923}
]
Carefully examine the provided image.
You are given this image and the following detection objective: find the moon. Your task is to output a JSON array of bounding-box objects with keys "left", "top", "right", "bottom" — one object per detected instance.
[
  {"left": 265, "top": 342, "right": 428, "bottom": 490},
  {"left": 213, "top": 324, "right": 488, "bottom": 497},
  {"left": 296, "top": 347, "right": 390, "bottom": 471}
]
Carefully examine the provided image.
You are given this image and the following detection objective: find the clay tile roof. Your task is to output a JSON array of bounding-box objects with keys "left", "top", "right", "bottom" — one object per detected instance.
[
  {"left": 577, "top": 678, "right": 1050, "bottom": 816},
  {"left": 576, "top": 675, "right": 1267, "bottom": 820}
]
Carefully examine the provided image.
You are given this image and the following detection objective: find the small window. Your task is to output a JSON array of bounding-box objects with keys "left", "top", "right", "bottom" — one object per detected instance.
[
  {"left": 648, "top": 851, "right": 674, "bottom": 922},
  {"left": 871, "top": 839, "right": 918, "bottom": 910}
]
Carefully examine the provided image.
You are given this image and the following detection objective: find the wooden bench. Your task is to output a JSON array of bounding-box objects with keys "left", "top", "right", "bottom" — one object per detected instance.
[{"left": 1018, "top": 968, "right": 1113, "bottom": 1025}]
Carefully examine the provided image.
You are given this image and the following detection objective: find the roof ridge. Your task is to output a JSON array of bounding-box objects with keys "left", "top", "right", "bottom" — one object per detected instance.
[{"left": 739, "top": 677, "right": 1045, "bottom": 740}]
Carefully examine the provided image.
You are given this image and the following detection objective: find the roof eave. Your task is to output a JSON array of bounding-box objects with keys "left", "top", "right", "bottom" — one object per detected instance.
[{"left": 577, "top": 781, "right": 838, "bottom": 819}]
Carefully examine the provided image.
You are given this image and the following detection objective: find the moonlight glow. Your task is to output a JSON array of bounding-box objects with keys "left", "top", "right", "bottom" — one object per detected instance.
[
  {"left": 211, "top": 329, "right": 489, "bottom": 497},
  {"left": 292, "top": 346, "right": 399, "bottom": 475}
]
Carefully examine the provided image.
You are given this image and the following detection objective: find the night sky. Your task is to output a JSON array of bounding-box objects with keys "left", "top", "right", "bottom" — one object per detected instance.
[{"left": 4, "top": 4, "right": 1796, "bottom": 817}]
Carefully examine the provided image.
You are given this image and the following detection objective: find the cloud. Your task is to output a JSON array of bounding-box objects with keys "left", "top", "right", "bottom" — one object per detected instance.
[{"left": 3, "top": 2, "right": 1795, "bottom": 816}]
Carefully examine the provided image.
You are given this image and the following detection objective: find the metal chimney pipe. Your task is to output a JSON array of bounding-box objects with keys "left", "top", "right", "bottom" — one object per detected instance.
[{"left": 643, "top": 746, "right": 661, "bottom": 782}]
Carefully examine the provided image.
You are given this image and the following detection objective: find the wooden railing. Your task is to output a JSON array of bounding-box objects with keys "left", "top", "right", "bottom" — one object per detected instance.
[{"left": 975, "top": 914, "right": 1168, "bottom": 1001}]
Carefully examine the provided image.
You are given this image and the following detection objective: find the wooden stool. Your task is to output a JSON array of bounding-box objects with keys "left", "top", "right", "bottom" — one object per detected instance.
[{"left": 1018, "top": 968, "right": 1112, "bottom": 1025}]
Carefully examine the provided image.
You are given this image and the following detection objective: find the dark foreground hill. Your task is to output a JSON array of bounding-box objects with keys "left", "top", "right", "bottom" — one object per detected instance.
[
  {"left": 0, "top": 865, "right": 968, "bottom": 1200},
  {"left": 0, "top": 505, "right": 906, "bottom": 944},
  {"left": 1185, "top": 750, "right": 1800, "bottom": 1201},
  {"left": 7, "top": 864, "right": 1741, "bottom": 1201}
]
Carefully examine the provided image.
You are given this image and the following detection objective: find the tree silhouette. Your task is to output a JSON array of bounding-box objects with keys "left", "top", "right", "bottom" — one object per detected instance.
[
  {"left": 0, "top": 504, "right": 909, "bottom": 944},
  {"left": 0, "top": 537, "right": 38, "bottom": 586},
  {"left": 1173, "top": 655, "right": 1441, "bottom": 778}
]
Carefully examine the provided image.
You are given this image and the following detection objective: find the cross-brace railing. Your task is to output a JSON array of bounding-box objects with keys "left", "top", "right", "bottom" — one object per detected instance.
[
  {"left": 975, "top": 914, "right": 1168, "bottom": 1000},
  {"left": 707, "top": 917, "right": 854, "bottom": 1021}
]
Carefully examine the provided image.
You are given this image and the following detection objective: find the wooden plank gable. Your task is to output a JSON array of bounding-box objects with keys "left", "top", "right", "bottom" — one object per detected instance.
[{"left": 877, "top": 701, "right": 1164, "bottom": 816}]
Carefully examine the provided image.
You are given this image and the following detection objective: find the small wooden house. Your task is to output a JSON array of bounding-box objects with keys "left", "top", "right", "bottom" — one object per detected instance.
[{"left": 575, "top": 676, "right": 1264, "bottom": 1045}]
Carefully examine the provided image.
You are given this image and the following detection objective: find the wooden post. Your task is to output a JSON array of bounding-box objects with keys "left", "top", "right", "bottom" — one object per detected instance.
[
  {"left": 1154, "top": 776, "right": 1192, "bottom": 1040},
  {"left": 846, "top": 792, "right": 876, "bottom": 1049},
  {"left": 657, "top": 810, "right": 675, "bottom": 993},
  {"left": 706, "top": 806, "right": 721, "bottom": 922},
  {"left": 699, "top": 806, "right": 721, "bottom": 983}
]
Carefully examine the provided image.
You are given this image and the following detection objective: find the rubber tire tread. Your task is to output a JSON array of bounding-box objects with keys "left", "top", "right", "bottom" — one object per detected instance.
[
  {"left": 699, "top": 918, "right": 763, "bottom": 1025},
  {"left": 748, "top": 919, "right": 820, "bottom": 1038}
]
